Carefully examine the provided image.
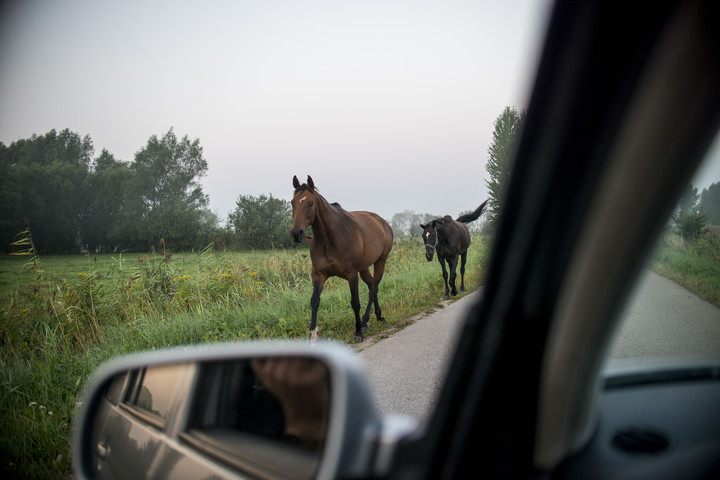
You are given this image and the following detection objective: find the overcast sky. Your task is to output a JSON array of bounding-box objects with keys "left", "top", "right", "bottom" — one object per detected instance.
[{"left": 1, "top": 0, "right": 718, "bottom": 223}]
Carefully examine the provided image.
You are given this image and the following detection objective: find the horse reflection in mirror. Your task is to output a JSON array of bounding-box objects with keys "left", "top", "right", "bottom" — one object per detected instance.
[
  {"left": 290, "top": 175, "right": 394, "bottom": 343},
  {"left": 420, "top": 200, "right": 488, "bottom": 299}
]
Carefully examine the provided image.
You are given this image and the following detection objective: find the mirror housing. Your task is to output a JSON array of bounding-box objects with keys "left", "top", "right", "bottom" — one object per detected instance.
[{"left": 73, "top": 341, "right": 414, "bottom": 479}]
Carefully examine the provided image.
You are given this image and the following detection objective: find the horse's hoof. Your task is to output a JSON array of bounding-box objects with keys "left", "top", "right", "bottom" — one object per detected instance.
[
  {"left": 378, "top": 317, "right": 386, "bottom": 323},
  {"left": 361, "top": 326, "right": 368, "bottom": 335},
  {"left": 353, "top": 334, "right": 364, "bottom": 343},
  {"left": 444, "top": 295, "right": 450, "bottom": 300}
]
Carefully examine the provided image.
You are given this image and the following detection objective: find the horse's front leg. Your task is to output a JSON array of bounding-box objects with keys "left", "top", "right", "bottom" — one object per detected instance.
[
  {"left": 347, "top": 273, "right": 364, "bottom": 343},
  {"left": 309, "top": 273, "right": 326, "bottom": 343},
  {"left": 448, "top": 255, "right": 459, "bottom": 296},
  {"left": 438, "top": 255, "right": 450, "bottom": 299}
]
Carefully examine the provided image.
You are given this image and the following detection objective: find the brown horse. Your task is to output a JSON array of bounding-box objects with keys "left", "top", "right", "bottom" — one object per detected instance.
[
  {"left": 420, "top": 200, "right": 488, "bottom": 299},
  {"left": 290, "top": 175, "right": 394, "bottom": 342}
]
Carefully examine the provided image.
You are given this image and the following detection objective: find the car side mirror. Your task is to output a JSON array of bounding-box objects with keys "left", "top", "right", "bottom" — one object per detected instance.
[{"left": 73, "top": 341, "right": 417, "bottom": 479}]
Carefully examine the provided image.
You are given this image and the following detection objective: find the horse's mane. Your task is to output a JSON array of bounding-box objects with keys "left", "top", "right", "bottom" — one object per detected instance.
[
  {"left": 293, "top": 183, "right": 316, "bottom": 194},
  {"left": 430, "top": 215, "right": 453, "bottom": 226},
  {"left": 295, "top": 183, "right": 350, "bottom": 220}
]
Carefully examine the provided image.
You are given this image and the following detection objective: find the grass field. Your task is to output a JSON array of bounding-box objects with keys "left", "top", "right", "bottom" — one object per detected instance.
[
  {"left": 2, "top": 227, "right": 717, "bottom": 479},
  {"left": 0, "top": 237, "right": 491, "bottom": 479}
]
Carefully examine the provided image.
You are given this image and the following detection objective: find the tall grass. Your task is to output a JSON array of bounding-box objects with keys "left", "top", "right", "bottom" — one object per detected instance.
[{"left": 0, "top": 236, "right": 490, "bottom": 478}]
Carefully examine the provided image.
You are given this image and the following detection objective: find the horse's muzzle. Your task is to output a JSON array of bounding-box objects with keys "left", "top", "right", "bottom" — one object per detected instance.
[
  {"left": 425, "top": 248, "right": 434, "bottom": 262},
  {"left": 290, "top": 228, "right": 304, "bottom": 244}
]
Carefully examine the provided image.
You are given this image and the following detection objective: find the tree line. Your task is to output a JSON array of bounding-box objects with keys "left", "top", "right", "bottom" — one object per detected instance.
[
  {"left": 3, "top": 114, "right": 717, "bottom": 254},
  {"left": 1, "top": 128, "right": 217, "bottom": 254}
]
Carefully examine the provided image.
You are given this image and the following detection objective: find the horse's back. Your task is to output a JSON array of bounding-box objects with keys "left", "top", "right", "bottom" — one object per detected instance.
[
  {"left": 455, "top": 220, "right": 472, "bottom": 253},
  {"left": 349, "top": 211, "right": 393, "bottom": 257}
]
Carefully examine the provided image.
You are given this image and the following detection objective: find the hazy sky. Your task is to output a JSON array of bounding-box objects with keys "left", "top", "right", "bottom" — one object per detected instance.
[{"left": 1, "top": 1, "right": 718, "bottom": 223}]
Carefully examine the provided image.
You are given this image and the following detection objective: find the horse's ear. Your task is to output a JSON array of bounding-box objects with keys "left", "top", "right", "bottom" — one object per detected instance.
[
  {"left": 431, "top": 220, "right": 437, "bottom": 227},
  {"left": 307, "top": 176, "right": 315, "bottom": 191},
  {"left": 293, "top": 175, "right": 300, "bottom": 189},
  {"left": 420, "top": 223, "right": 427, "bottom": 229}
]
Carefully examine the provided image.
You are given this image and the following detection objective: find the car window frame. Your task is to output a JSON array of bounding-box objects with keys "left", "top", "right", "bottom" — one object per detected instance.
[{"left": 389, "top": 0, "right": 720, "bottom": 478}]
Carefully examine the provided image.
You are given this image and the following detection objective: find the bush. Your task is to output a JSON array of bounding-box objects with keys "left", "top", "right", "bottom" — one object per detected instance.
[{"left": 674, "top": 209, "right": 708, "bottom": 241}]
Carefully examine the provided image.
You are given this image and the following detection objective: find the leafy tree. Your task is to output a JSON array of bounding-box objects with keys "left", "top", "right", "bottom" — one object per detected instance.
[
  {"left": 228, "top": 194, "right": 292, "bottom": 249},
  {"left": 84, "top": 149, "right": 133, "bottom": 252},
  {"left": 130, "top": 128, "right": 210, "bottom": 250},
  {"left": 0, "top": 128, "right": 216, "bottom": 253},
  {"left": 700, "top": 182, "right": 720, "bottom": 225},
  {"left": 485, "top": 106, "right": 526, "bottom": 232},
  {"left": 674, "top": 184, "right": 708, "bottom": 241},
  {"left": 0, "top": 129, "right": 93, "bottom": 253}
]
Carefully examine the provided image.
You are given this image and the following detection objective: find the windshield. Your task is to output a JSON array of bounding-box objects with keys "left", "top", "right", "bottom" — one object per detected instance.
[{"left": 608, "top": 131, "right": 720, "bottom": 364}]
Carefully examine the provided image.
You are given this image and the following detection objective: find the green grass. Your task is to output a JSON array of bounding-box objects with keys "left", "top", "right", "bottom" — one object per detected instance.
[
  {"left": 650, "top": 229, "right": 720, "bottom": 307},
  {"left": 0, "top": 236, "right": 490, "bottom": 479}
]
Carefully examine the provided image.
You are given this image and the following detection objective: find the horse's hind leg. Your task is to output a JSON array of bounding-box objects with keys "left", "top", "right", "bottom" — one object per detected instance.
[
  {"left": 347, "top": 273, "right": 364, "bottom": 343},
  {"left": 359, "top": 269, "right": 375, "bottom": 329},
  {"left": 372, "top": 258, "right": 388, "bottom": 321},
  {"left": 459, "top": 251, "right": 468, "bottom": 293},
  {"left": 361, "top": 260, "right": 386, "bottom": 324}
]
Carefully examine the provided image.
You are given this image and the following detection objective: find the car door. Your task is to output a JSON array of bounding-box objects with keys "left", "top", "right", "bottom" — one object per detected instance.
[{"left": 91, "top": 363, "right": 195, "bottom": 479}]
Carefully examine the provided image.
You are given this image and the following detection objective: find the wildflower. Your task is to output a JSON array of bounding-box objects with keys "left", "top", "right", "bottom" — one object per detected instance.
[{"left": 28, "top": 402, "right": 37, "bottom": 407}]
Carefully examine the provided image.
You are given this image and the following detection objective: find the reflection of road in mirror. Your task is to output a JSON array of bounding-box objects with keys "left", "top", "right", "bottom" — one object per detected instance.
[{"left": 251, "top": 357, "right": 330, "bottom": 451}]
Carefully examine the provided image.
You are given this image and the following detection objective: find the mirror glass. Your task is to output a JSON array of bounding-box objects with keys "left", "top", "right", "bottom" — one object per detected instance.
[{"left": 90, "top": 356, "right": 331, "bottom": 480}]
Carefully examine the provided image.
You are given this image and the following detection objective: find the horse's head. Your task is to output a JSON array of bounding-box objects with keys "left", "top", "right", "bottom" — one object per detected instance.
[
  {"left": 420, "top": 220, "right": 439, "bottom": 261},
  {"left": 290, "top": 175, "right": 319, "bottom": 243}
]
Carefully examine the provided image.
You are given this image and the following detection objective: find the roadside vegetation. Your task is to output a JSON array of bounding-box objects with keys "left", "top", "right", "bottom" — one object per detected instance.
[
  {"left": 650, "top": 226, "right": 720, "bottom": 307},
  {"left": 0, "top": 236, "right": 490, "bottom": 479}
]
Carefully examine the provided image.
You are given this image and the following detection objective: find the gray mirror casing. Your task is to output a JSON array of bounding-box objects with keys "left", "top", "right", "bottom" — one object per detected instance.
[{"left": 73, "top": 340, "right": 418, "bottom": 479}]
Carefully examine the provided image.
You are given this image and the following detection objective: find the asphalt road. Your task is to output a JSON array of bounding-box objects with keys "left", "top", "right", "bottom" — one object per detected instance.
[{"left": 357, "top": 271, "right": 720, "bottom": 418}]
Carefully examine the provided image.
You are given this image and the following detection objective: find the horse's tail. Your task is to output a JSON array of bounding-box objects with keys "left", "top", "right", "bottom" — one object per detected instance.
[{"left": 455, "top": 199, "right": 489, "bottom": 224}]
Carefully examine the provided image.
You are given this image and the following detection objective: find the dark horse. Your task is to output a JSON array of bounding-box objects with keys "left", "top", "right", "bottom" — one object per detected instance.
[
  {"left": 420, "top": 200, "right": 489, "bottom": 299},
  {"left": 290, "top": 175, "right": 394, "bottom": 343}
]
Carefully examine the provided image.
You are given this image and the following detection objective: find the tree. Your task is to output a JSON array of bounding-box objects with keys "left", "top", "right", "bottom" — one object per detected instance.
[
  {"left": 485, "top": 107, "right": 526, "bottom": 232},
  {"left": 674, "top": 184, "right": 707, "bottom": 241},
  {"left": 391, "top": 210, "right": 434, "bottom": 238},
  {"left": 84, "top": 149, "right": 132, "bottom": 252},
  {"left": 228, "top": 194, "right": 292, "bottom": 249},
  {"left": 130, "top": 128, "right": 210, "bottom": 250},
  {"left": 700, "top": 182, "right": 720, "bottom": 225},
  {"left": 0, "top": 129, "right": 93, "bottom": 253},
  {"left": 0, "top": 128, "right": 216, "bottom": 253}
]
